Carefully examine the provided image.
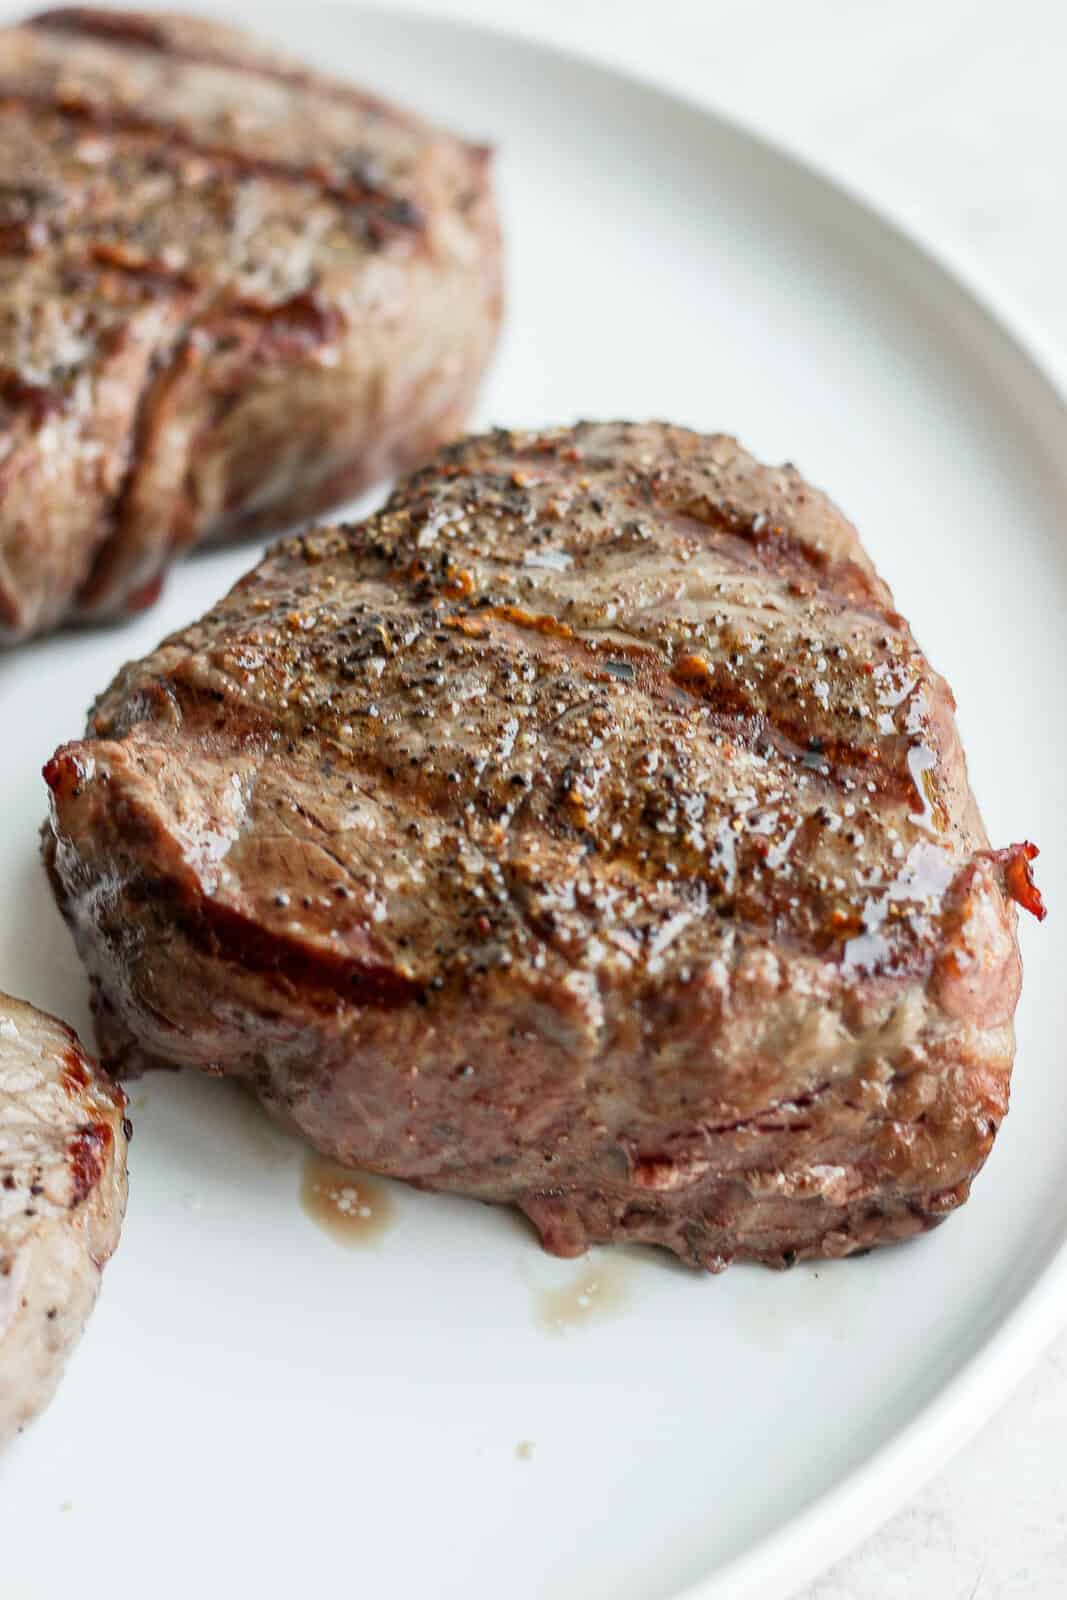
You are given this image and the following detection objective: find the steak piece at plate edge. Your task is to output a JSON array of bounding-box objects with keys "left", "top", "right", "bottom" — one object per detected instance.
[
  {"left": 42, "top": 421, "right": 1043, "bottom": 1271},
  {"left": 0, "top": 990, "right": 128, "bottom": 1445},
  {"left": 0, "top": 7, "right": 501, "bottom": 640}
]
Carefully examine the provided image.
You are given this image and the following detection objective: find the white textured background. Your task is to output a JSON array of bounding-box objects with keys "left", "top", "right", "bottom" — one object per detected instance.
[{"left": 365, "top": 2, "right": 1067, "bottom": 1595}]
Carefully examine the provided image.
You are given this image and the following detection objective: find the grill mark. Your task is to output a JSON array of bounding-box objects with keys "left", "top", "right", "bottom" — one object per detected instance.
[
  {"left": 28, "top": 8, "right": 398, "bottom": 120},
  {"left": 22, "top": 237, "right": 347, "bottom": 335},
  {"left": 73, "top": 316, "right": 195, "bottom": 616},
  {"left": 83, "top": 610, "right": 934, "bottom": 978},
  {"left": 140, "top": 591, "right": 912, "bottom": 902},
  {"left": 152, "top": 681, "right": 934, "bottom": 975},
  {"left": 71, "top": 280, "right": 343, "bottom": 615},
  {"left": 0, "top": 364, "right": 65, "bottom": 423},
  {"left": 0, "top": 87, "right": 426, "bottom": 239},
  {"left": 46, "top": 719, "right": 413, "bottom": 1006},
  {"left": 0, "top": 43, "right": 425, "bottom": 619},
  {"left": 494, "top": 850, "right": 834, "bottom": 970},
  {"left": 398, "top": 447, "right": 899, "bottom": 627},
  {"left": 2, "top": 302, "right": 182, "bottom": 631},
  {"left": 194, "top": 898, "right": 418, "bottom": 1009},
  {"left": 119, "top": 871, "right": 419, "bottom": 1011},
  {"left": 52, "top": 404, "right": 984, "bottom": 993},
  {"left": 70, "top": 695, "right": 837, "bottom": 975},
  {"left": 65, "top": 675, "right": 950, "bottom": 992},
  {"left": 0, "top": 252, "right": 193, "bottom": 440},
  {"left": 179, "top": 731, "right": 870, "bottom": 978},
  {"left": 431, "top": 514, "right": 892, "bottom": 636},
  {"left": 664, "top": 507, "right": 898, "bottom": 626},
  {"left": 68, "top": 1119, "right": 111, "bottom": 1206},
  {"left": 443, "top": 605, "right": 910, "bottom": 799},
  {"left": 665, "top": 491, "right": 890, "bottom": 606},
  {"left": 666, "top": 651, "right": 914, "bottom": 798},
  {"left": 3, "top": 280, "right": 351, "bottom": 626},
  {"left": 87, "top": 239, "right": 198, "bottom": 293},
  {"left": 0, "top": 206, "right": 50, "bottom": 255},
  {"left": 199, "top": 287, "right": 347, "bottom": 352},
  {"left": 60, "top": 1043, "right": 90, "bottom": 1094}
]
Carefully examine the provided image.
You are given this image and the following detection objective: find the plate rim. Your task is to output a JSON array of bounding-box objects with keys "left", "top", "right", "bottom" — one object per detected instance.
[
  {"left": 14, "top": 5, "right": 1067, "bottom": 1595},
  {"left": 341, "top": 6, "right": 1067, "bottom": 1594}
]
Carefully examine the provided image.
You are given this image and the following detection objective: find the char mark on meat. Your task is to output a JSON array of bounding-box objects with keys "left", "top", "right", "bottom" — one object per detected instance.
[
  {"left": 42, "top": 421, "right": 1041, "bottom": 1270},
  {"left": 0, "top": 8, "right": 502, "bottom": 640}
]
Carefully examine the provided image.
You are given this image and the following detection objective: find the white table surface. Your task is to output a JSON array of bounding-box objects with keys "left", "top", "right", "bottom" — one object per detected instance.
[{"left": 361, "top": 1, "right": 1067, "bottom": 1594}]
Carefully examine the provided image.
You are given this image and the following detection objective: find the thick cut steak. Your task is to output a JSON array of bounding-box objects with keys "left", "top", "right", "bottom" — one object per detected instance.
[
  {"left": 0, "top": 8, "right": 501, "bottom": 640},
  {"left": 0, "top": 991, "right": 128, "bottom": 1444},
  {"left": 42, "top": 422, "right": 1043, "bottom": 1270}
]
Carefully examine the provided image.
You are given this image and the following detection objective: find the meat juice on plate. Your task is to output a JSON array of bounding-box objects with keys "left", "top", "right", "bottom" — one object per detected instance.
[
  {"left": 531, "top": 1259, "right": 631, "bottom": 1334},
  {"left": 300, "top": 1152, "right": 395, "bottom": 1246}
]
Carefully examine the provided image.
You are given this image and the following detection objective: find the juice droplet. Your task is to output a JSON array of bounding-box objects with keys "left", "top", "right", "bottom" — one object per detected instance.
[
  {"left": 301, "top": 1151, "right": 394, "bottom": 1246},
  {"left": 533, "top": 1262, "right": 629, "bottom": 1333}
]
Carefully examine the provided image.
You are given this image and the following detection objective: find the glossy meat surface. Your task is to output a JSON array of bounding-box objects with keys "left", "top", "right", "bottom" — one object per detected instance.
[
  {"left": 0, "top": 8, "right": 501, "bottom": 639},
  {"left": 43, "top": 422, "right": 1040, "bottom": 1269}
]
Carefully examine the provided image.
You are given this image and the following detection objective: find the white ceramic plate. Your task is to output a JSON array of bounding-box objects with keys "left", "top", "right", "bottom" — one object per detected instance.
[{"left": 1, "top": 8, "right": 1063, "bottom": 1598}]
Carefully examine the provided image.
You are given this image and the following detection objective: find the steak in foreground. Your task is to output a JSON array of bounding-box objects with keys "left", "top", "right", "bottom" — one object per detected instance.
[
  {"left": 0, "top": 7, "right": 501, "bottom": 640},
  {"left": 0, "top": 991, "right": 128, "bottom": 1445},
  {"left": 42, "top": 422, "right": 1043, "bottom": 1270}
]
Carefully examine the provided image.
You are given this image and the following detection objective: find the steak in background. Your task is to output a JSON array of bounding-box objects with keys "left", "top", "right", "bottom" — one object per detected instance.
[
  {"left": 0, "top": 991, "right": 128, "bottom": 1444},
  {"left": 0, "top": 7, "right": 501, "bottom": 640},
  {"left": 42, "top": 422, "right": 1043, "bottom": 1270}
]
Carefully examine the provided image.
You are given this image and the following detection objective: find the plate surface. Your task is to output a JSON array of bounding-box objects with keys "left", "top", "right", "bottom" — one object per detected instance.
[{"left": 0, "top": 9, "right": 1064, "bottom": 1599}]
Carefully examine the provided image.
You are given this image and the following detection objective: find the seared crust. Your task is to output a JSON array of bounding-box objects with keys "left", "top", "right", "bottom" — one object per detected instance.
[
  {"left": 42, "top": 422, "right": 1037, "bottom": 1270},
  {"left": 0, "top": 9, "right": 501, "bottom": 639},
  {"left": 0, "top": 991, "right": 128, "bottom": 1444}
]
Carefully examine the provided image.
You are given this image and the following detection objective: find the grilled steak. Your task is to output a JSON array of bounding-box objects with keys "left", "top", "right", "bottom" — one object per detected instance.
[
  {"left": 0, "top": 8, "right": 501, "bottom": 640},
  {"left": 42, "top": 422, "right": 1043, "bottom": 1271},
  {"left": 0, "top": 991, "right": 127, "bottom": 1444}
]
